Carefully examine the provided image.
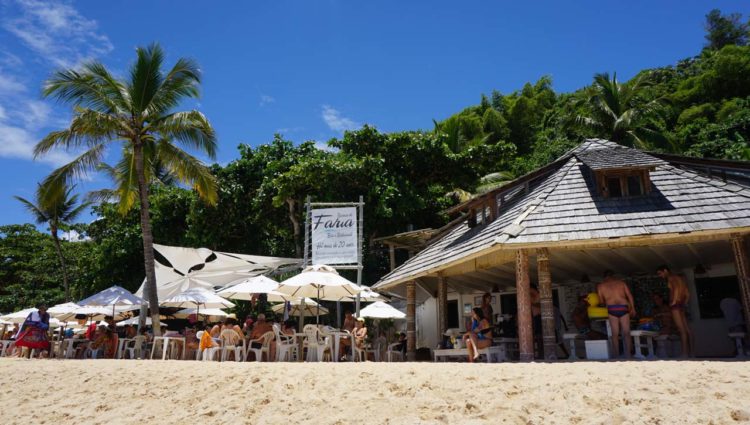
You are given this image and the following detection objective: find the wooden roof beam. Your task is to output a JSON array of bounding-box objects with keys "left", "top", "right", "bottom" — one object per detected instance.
[{"left": 445, "top": 275, "right": 491, "bottom": 294}]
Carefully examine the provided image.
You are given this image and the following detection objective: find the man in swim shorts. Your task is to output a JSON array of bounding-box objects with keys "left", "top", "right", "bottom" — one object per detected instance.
[
  {"left": 656, "top": 265, "right": 693, "bottom": 358},
  {"left": 597, "top": 270, "right": 635, "bottom": 358}
]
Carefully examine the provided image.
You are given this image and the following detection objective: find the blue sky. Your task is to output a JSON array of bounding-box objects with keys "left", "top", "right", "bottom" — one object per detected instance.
[{"left": 1, "top": 0, "right": 748, "bottom": 227}]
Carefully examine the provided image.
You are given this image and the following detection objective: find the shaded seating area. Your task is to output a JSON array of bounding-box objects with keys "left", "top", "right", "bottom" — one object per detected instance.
[{"left": 372, "top": 139, "right": 750, "bottom": 362}]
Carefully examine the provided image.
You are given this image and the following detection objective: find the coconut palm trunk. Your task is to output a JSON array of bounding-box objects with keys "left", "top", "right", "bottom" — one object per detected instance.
[
  {"left": 49, "top": 225, "right": 71, "bottom": 301},
  {"left": 133, "top": 142, "right": 162, "bottom": 334}
]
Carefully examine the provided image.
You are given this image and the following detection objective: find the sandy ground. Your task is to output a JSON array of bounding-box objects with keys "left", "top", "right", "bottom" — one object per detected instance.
[{"left": 1, "top": 359, "right": 749, "bottom": 425}]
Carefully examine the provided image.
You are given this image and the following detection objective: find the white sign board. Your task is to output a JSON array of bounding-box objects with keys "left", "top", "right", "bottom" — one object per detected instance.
[{"left": 311, "top": 207, "right": 358, "bottom": 265}]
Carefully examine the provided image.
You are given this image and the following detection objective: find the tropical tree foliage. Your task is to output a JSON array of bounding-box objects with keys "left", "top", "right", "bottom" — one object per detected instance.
[
  {"left": 3, "top": 9, "right": 750, "bottom": 314},
  {"left": 14, "top": 184, "right": 89, "bottom": 301},
  {"left": 33, "top": 43, "right": 218, "bottom": 332}
]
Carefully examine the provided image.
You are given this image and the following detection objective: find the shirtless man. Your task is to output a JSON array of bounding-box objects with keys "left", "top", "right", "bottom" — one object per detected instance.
[
  {"left": 656, "top": 265, "right": 693, "bottom": 358},
  {"left": 597, "top": 270, "right": 635, "bottom": 358}
]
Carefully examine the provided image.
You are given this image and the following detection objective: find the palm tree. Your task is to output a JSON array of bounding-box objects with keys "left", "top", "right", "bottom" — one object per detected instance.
[
  {"left": 88, "top": 153, "right": 180, "bottom": 215},
  {"left": 576, "top": 72, "right": 667, "bottom": 149},
  {"left": 34, "top": 43, "right": 218, "bottom": 334},
  {"left": 446, "top": 171, "right": 515, "bottom": 204},
  {"left": 15, "top": 184, "right": 89, "bottom": 301}
]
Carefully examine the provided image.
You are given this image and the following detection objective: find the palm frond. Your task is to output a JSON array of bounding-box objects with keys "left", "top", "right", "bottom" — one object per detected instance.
[
  {"left": 43, "top": 66, "right": 119, "bottom": 113},
  {"left": 156, "top": 140, "right": 218, "bottom": 204},
  {"left": 129, "top": 43, "right": 165, "bottom": 115},
  {"left": 13, "top": 195, "right": 48, "bottom": 224},
  {"left": 150, "top": 110, "right": 217, "bottom": 159},
  {"left": 41, "top": 143, "right": 107, "bottom": 194},
  {"left": 145, "top": 57, "right": 201, "bottom": 116}
]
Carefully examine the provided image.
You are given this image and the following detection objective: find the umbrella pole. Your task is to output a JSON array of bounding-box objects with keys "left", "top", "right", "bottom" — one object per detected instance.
[
  {"left": 299, "top": 299, "right": 306, "bottom": 332},
  {"left": 316, "top": 286, "right": 320, "bottom": 325}
]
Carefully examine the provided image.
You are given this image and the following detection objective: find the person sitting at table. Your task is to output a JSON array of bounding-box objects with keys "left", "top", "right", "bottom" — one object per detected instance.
[
  {"left": 572, "top": 295, "right": 606, "bottom": 340},
  {"left": 184, "top": 325, "right": 200, "bottom": 351},
  {"left": 394, "top": 332, "right": 407, "bottom": 354},
  {"left": 339, "top": 317, "right": 368, "bottom": 359},
  {"left": 124, "top": 324, "right": 137, "bottom": 339},
  {"left": 463, "top": 307, "right": 492, "bottom": 362},
  {"left": 91, "top": 325, "right": 118, "bottom": 358},
  {"left": 343, "top": 310, "right": 355, "bottom": 332},
  {"left": 5, "top": 324, "right": 19, "bottom": 340},
  {"left": 248, "top": 314, "right": 275, "bottom": 360},
  {"left": 282, "top": 320, "right": 296, "bottom": 336},
  {"left": 199, "top": 324, "right": 218, "bottom": 359},
  {"left": 242, "top": 317, "right": 254, "bottom": 335},
  {"left": 353, "top": 318, "right": 368, "bottom": 356}
]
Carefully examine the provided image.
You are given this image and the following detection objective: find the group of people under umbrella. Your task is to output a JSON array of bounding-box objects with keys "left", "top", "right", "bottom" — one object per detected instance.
[{"left": 1, "top": 265, "right": 406, "bottom": 360}]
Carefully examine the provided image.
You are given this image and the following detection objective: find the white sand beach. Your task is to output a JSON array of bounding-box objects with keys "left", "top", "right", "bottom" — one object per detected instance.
[{"left": 1, "top": 359, "right": 748, "bottom": 424}]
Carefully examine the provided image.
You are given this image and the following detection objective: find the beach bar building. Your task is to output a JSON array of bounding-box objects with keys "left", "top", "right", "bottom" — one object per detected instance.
[{"left": 372, "top": 139, "right": 750, "bottom": 360}]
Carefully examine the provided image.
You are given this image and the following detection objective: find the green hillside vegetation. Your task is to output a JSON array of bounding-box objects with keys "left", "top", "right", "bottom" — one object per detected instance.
[{"left": 1, "top": 9, "right": 749, "bottom": 312}]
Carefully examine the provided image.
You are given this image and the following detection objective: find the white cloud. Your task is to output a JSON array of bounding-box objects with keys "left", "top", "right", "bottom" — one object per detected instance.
[
  {"left": 259, "top": 94, "right": 275, "bottom": 106},
  {"left": 0, "top": 72, "right": 26, "bottom": 94},
  {"left": 60, "top": 229, "right": 90, "bottom": 242},
  {"left": 3, "top": 0, "right": 113, "bottom": 68},
  {"left": 0, "top": 122, "right": 74, "bottom": 166},
  {"left": 0, "top": 0, "right": 113, "bottom": 168},
  {"left": 275, "top": 126, "right": 304, "bottom": 134},
  {"left": 321, "top": 104, "right": 360, "bottom": 133},
  {"left": 314, "top": 140, "right": 337, "bottom": 152}
]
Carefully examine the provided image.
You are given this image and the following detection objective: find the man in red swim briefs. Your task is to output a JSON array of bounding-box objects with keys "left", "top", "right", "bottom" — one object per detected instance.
[
  {"left": 656, "top": 265, "right": 693, "bottom": 358},
  {"left": 597, "top": 271, "right": 635, "bottom": 359}
]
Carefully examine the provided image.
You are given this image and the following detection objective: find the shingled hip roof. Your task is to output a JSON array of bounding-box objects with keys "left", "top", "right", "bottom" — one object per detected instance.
[{"left": 373, "top": 139, "right": 750, "bottom": 290}]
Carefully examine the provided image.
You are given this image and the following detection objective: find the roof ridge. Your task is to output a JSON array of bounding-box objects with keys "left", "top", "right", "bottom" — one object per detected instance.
[
  {"left": 497, "top": 156, "right": 580, "bottom": 240},
  {"left": 515, "top": 157, "right": 580, "bottom": 229},
  {"left": 664, "top": 163, "right": 750, "bottom": 201}
]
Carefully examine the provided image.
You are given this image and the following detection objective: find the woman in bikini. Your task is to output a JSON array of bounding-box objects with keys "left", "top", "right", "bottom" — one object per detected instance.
[{"left": 463, "top": 308, "right": 492, "bottom": 362}]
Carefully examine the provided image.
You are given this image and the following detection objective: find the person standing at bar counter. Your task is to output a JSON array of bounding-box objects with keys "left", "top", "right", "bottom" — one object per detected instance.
[{"left": 597, "top": 271, "right": 635, "bottom": 359}]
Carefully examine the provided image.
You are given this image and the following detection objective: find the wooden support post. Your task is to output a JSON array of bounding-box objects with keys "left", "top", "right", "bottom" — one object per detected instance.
[
  {"left": 406, "top": 280, "right": 417, "bottom": 361},
  {"left": 516, "top": 250, "right": 534, "bottom": 362},
  {"left": 437, "top": 273, "right": 448, "bottom": 339},
  {"left": 388, "top": 245, "right": 396, "bottom": 271},
  {"left": 730, "top": 234, "right": 750, "bottom": 335},
  {"left": 537, "top": 248, "right": 557, "bottom": 360}
]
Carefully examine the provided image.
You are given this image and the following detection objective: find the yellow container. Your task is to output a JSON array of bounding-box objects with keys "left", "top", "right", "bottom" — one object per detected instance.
[
  {"left": 588, "top": 306, "right": 608, "bottom": 319},
  {"left": 585, "top": 292, "right": 608, "bottom": 319}
]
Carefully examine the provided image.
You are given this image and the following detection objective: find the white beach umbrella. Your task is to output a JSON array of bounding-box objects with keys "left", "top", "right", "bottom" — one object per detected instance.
[
  {"left": 276, "top": 265, "right": 362, "bottom": 326},
  {"left": 0, "top": 308, "right": 37, "bottom": 324},
  {"left": 79, "top": 285, "right": 144, "bottom": 308},
  {"left": 358, "top": 301, "right": 406, "bottom": 319},
  {"left": 78, "top": 285, "right": 144, "bottom": 320},
  {"left": 338, "top": 286, "right": 387, "bottom": 302},
  {"left": 117, "top": 316, "right": 152, "bottom": 326},
  {"left": 275, "top": 265, "right": 361, "bottom": 301},
  {"left": 271, "top": 298, "right": 328, "bottom": 316},
  {"left": 161, "top": 288, "right": 235, "bottom": 321},
  {"left": 173, "top": 308, "right": 228, "bottom": 320},
  {"left": 216, "top": 275, "right": 279, "bottom": 300}
]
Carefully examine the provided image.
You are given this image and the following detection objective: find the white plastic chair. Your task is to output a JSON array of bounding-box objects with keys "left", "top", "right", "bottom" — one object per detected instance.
[
  {"left": 124, "top": 336, "right": 146, "bottom": 359},
  {"left": 386, "top": 342, "right": 404, "bottom": 362},
  {"left": 273, "top": 324, "right": 298, "bottom": 361},
  {"left": 303, "top": 325, "right": 331, "bottom": 362},
  {"left": 246, "top": 331, "right": 274, "bottom": 362},
  {"left": 347, "top": 330, "right": 366, "bottom": 362},
  {"left": 220, "top": 329, "right": 244, "bottom": 362},
  {"left": 84, "top": 341, "right": 101, "bottom": 359}
]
